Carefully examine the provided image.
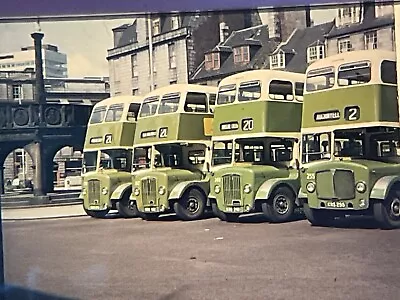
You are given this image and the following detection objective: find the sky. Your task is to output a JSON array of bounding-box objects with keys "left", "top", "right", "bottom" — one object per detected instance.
[{"left": 0, "top": 8, "right": 336, "bottom": 78}]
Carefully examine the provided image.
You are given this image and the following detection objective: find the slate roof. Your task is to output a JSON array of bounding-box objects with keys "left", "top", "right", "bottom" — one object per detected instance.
[
  {"left": 326, "top": 15, "right": 394, "bottom": 39},
  {"left": 275, "top": 21, "right": 335, "bottom": 73},
  {"left": 114, "top": 21, "right": 138, "bottom": 48},
  {"left": 190, "top": 25, "right": 281, "bottom": 82}
]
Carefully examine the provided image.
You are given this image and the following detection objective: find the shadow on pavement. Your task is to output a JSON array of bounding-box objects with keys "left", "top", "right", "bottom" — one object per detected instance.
[{"left": 0, "top": 284, "right": 75, "bottom": 300}]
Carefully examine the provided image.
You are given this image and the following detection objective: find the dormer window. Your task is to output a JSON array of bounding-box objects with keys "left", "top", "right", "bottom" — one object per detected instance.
[
  {"left": 171, "top": 15, "right": 180, "bottom": 30},
  {"left": 307, "top": 45, "right": 325, "bottom": 63},
  {"left": 233, "top": 46, "right": 250, "bottom": 64},
  {"left": 269, "top": 52, "right": 285, "bottom": 69},
  {"left": 205, "top": 52, "right": 220, "bottom": 70},
  {"left": 152, "top": 19, "right": 161, "bottom": 35}
]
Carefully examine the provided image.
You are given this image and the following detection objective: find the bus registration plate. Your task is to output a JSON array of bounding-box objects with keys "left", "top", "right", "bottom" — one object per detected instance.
[
  {"left": 226, "top": 207, "right": 241, "bottom": 212},
  {"left": 89, "top": 205, "right": 100, "bottom": 210},
  {"left": 326, "top": 201, "right": 346, "bottom": 208}
]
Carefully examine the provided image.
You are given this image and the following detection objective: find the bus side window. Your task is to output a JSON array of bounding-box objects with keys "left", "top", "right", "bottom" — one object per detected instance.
[
  {"left": 269, "top": 80, "right": 294, "bottom": 101},
  {"left": 184, "top": 92, "right": 207, "bottom": 113},
  {"left": 127, "top": 103, "right": 140, "bottom": 121},
  {"left": 295, "top": 82, "right": 304, "bottom": 101}
]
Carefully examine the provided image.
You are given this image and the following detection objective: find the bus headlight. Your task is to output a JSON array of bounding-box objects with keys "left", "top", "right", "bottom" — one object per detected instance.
[
  {"left": 243, "top": 184, "right": 252, "bottom": 194},
  {"left": 102, "top": 187, "right": 108, "bottom": 195},
  {"left": 356, "top": 181, "right": 366, "bottom": 193},
  {"left": 214, "top": 185, "right": 221, "bottom": 194},
  {"left": 306, "top": 182, "right": 316, "bottom": 193},
  {"left": 158, "top": 186, "right": 166, "bottom": 195},
  {"left": 134, "top": 187, "right": 140, "bottom": 196}
]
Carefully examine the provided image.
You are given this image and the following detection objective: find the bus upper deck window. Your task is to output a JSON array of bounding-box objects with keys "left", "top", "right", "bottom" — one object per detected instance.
[
  {"left": 381, "top": 60, "right": 397, "bottom": 84},
  {"left": 306, "top": 67, "right": 335, "bottom": 92},
  {"left": 238, "top": 81, "right": 261, "bottom": 102},
  {"left": 90, "top": 106, "right": 106, "bottom": 124},
  {"left": 184, "top": 92, "right": 207, "bottom": 113},
  {"left": 269, "top": 80, "right": 293, "bottom": 100},
  {"left": 338, "top": 61, "right": 371, "bottom": 86},
  {"left": 127, "top": 103, "right": 140, "bottom": 121},
  {"left": 159, "top": 93, "right": 180, "bottom": 114},
  {"left": 217, "top": 84, "right": 236, "bottom": 105},
  {"left": 105, "top": 104, "right": 124, "bottom": 122},
  {"left": 140, "top": 96, "right": 159, "bottom": 117}
]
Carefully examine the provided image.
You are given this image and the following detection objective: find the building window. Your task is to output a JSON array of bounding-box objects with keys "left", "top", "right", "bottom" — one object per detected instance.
[
  {"left": 233, "top": 46, "right": 250, "bottom": 64},
  {"left": 364, "top": 31, "right": 378, "bottom": 50},
  {"left": 131, "top": 54, "right": 138, "bottom": 78},
  {"left": 392, "top": 26, "right": 395, "bottom": 51},
  {"left": 205, "top": 53, "right": 220, "bottom": 70},
  {"left": 152, "top": 19, "right": 161, "bottom": 35},
  {"left": 168, "top": 43, "right": 176, "bottom": 69},
  {"left": 171, "top": 16, "right": 180, "bottom": 30},
  {"left": 338, "top": 38, "right": 353, "bottom": 53},
  {"left": 307, "top": 45, "right": 325, "bottom": 63},
  {"left": 12, "top": 85, "right": 22, "bottom": 100},
  {"left": 149, "top": 49, "right": 157, "bottom": 75},
  {"left": 269, "top": 52, "right": 285, "bottom": 69},
  {"left": 132, "top": 88, "right": 139, "bottom": 95}
]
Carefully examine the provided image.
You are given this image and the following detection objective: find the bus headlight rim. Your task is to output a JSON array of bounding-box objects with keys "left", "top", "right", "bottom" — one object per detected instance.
[
  {"left": 214, "top": 185, "right": 221, "bottom": 194},
  {"left": 306, "top": 182, "right": 316, "bottom": 193},
  {"left": 243, "top": 184, "right": 252, "bottom": 194},
  {"left": 134, "top": 187, "right": 140, "bottom": 196},
  {"left": 101, "top": 187, "right": 108, "bottom": 195},
  {"left": 355, "top": 181, "right": 367, "bottom": 193},
  {"left": 158, "top": 186, "right": 166, "bottom": 195}
]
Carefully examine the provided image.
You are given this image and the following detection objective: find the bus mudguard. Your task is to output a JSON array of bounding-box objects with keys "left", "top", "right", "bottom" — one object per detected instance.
[
  {"left": 254, "top": 178, "right": 300, "bottom": 205},
  {"left": 370, "top": 175, "right": 400, "bottom": 200},
  {"left": 169, "top": 181, "right": 209, "bottom": 202},
  {"left": 110, "top": 182, "right": 132, "bottom": 200}
]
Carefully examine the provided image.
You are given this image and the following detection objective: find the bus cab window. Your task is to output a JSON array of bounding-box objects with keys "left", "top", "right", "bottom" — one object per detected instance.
[
  {"left": 338, "top": 61, "right": 371, "bottom": 86},
  {"left": 184, "top": 92, "right": 207, "bottom": 113},
  {"left": 209, "top": 93, "right": 216, "bottom": 113},
  {"left": 82, "top": 151, "right": 98, "bottom": 173},
  {"left": 295, "top": 82, "right": 304, "bottom": 101},
  {"left": 302, "top": 133, "right": 331, "bottom": 163},
  {"left": 133, "top": 147, "right": 152, "bottom": 170},
  {"left": 269, "top": 80, "right": 294, "bottom": 100},
  {"left": 212, "top": 141, "right": 233, "bottom": 165},
  {"left": 188, "top": 150, "right": 206, "bottom": 165},
  {"left": 270, "top": 141, "right": 293, "bottom": 162}
]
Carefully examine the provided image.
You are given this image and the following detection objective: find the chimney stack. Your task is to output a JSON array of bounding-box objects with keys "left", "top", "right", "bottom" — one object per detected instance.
[
  {"left": 31, "top": 31, "right": 46, "bottom": 105},
  {"left": 219, "top": 22, "right": 229, "bottom": 44}
]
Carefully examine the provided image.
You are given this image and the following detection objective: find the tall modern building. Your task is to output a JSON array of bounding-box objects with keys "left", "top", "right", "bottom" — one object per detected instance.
[{"left": 0, "top": 44, "right": 68, "bottom": 78}]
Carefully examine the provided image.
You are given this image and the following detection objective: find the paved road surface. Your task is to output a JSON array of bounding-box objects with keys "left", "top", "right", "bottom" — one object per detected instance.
[{"left": 2, "top": 214, "right": 400, "bottom": 300}]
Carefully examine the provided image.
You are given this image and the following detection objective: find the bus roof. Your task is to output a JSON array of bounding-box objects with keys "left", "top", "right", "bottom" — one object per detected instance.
[
  {"left": 306, "top": 49, "right": 396, "bottom": 73},
  {"left": 142, "top": 84, "right": 217, "bottom": 99},
  {"left": 92, "top": 95, "right": 143, "bottom": 109},
  {"left": 218, "top": 69, "right": 305, "bottom": 87}
]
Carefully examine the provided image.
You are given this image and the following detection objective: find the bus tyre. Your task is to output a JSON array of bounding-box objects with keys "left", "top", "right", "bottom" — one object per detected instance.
[
  {"left": 174, "top": 188, "right": 206, "bottom": 221},
  {"left": 262, "top": 186, "right": 295, "bottom": 223},
  {"left": 116, "top": 195, "right": 139, "bottom": 218},
  {"left": 303, "top": 204, "right": 333, "bottom": 227},
  {"left": 84, "top": 207, "right": 109, "bottom": 219},
  {"left": 373, "top": 189, "right": 400, "bottom": 229},
  {"left": 211, "top": 202, "right": 240, "bottom": 222}
]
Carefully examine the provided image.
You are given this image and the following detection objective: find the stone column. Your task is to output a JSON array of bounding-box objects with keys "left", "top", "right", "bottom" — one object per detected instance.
[{"left": 0, "top": 163, "right": 4, "bottom": 195}]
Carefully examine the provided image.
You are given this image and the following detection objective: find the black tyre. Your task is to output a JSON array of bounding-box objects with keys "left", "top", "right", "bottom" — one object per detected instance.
[
  {"left": 116, "top": 193, "right": 140, "bottom": 218},
  {"left": 303, "top": 203, "right": 334, "bottom": 227},
  {"left": 174, "top": 188, "right": 206, "bottom": 221},
  {"left": 373, "top": 189, "right": 400, "bottom": 229},
  {"left": 211, "top": 202, "right": 240, "bottom": 222},
  {"left": 262, "top": 186, "right": 295, "bottom": 223},
  {"left": 84, "top": 206, "right": 109, "bottom": 218}
]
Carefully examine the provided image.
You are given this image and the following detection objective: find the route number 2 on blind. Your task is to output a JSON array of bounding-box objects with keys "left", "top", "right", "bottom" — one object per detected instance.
[{"left": 344, "top": 106, "right": 360, "bottom": 121}]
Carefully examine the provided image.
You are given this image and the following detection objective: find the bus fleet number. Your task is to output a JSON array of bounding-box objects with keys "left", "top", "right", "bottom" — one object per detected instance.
[{"left": 242, "top": 118, "right": 254, "bottom": 131}]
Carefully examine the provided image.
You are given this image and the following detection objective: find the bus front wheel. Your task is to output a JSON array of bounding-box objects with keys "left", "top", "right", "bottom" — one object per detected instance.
[
  {"left": 303, "top": 204, "right": 333, "bottom": 227},
  {"left": 84, "top": 207, "right": 109, "bottom": 219},
  {"left": 117, "top": 194, "right": 140, "bottom": 218},
  {"left": 262, "top": 186, "right": 295, "bottom": 223},
  {"left": 174, "top": 188, "right": 206, "bottom": 221},
  {"left": 211, "top": 202, "right": 240, "bottom": 222},
  {"left": 373, "top": 189, "right": 400, "bottom": 229}
]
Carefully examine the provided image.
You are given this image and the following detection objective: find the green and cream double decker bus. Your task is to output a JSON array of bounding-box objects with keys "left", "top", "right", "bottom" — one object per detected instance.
[
  {"left": 299, "top": 49, "right": 400, "bottom": 229},
  {"left": 208, "top": 70, "right": 304, "bottom": 222},
  {"left": 81, "top": 95, "right": 142, "bottom": 218},
  {"left": 130, "top": 84, "right": 217, "bottom": 221}
]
